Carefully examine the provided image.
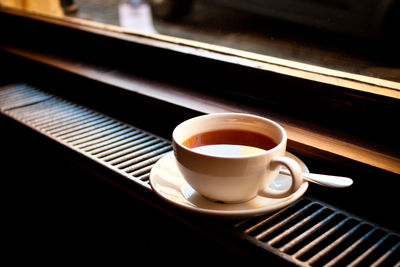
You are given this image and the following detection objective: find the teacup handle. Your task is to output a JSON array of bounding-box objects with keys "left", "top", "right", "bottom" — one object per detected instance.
[{"left": 259, "top": 156, "right": 304, "bottom": 198}]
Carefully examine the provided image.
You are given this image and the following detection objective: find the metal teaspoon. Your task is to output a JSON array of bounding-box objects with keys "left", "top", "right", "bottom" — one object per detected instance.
[{"left": 279, "top": 169, "right": 353, "bottom": 188}]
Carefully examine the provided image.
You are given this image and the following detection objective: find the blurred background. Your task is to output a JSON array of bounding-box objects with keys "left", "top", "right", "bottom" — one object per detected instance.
[{"left": 2, "top": 0, "right": 399, "bottom": 83}]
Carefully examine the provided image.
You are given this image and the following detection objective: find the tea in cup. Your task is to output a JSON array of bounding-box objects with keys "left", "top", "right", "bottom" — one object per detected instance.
[{"left": 172, "top": 113, "right": 304, "bottom": 203}]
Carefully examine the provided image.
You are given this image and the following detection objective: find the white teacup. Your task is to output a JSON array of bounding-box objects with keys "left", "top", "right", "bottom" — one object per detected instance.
[{"left": 173, "top": 113, "right": 304, "bottom": 203}]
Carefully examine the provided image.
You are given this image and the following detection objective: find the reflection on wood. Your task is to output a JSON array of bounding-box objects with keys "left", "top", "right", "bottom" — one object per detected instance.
[{"left": 1, "top": 0, "right": 64, "bottom": 17}]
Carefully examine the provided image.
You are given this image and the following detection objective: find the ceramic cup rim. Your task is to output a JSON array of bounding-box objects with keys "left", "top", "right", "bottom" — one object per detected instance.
[{"left": 172, "top": 113, "right": 287, "bottom": 159}]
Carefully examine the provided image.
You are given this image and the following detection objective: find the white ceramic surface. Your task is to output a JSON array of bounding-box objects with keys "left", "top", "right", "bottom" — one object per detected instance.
[
  {"left": 172, "top": 113, "right": 304, "bottom": 203},
  {"left": 149, "top": 152, "right": 309, "bottom": 218}
]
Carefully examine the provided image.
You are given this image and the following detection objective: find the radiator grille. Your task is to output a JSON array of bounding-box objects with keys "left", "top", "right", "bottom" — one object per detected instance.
[
  {"left": 0, "top": 83, "right": 172, "bottom": 187},
  {"left": 234, "top": 198, "right": 400, "bottom": 266},
  {"left": 1, "top": 83, "right": 399, "bottom": 266}
]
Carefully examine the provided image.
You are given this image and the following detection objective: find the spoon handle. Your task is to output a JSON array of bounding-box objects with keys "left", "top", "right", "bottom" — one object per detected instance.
[{"left": 279, "top": 169, "right": 353, "bottom": 188}]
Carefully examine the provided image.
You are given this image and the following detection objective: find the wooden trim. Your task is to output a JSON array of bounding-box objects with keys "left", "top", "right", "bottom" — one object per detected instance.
[
  {"left": 2, "top": 7, "right": 400, "bottom": 99},
  {"left": 4, "top": 46, "right": 399, "bottom": 175}
]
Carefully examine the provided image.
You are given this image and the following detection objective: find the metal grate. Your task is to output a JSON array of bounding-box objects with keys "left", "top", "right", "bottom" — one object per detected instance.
[
  {"left": 1, "top": 83, "right": 399, "bottom": 266},
  {"left": 0, "top": 83, "right": 172, "bottom": 187},
  {"left": 234, "top": 198, "right": 400, "bottom": 266}
]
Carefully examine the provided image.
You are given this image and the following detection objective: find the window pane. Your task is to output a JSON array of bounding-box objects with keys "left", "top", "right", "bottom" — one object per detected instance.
[{"left": 1, "top": 0, "right": 399, "bottom": 87}]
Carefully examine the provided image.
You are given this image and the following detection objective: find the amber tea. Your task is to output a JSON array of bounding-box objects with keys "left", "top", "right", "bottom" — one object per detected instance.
[{"left": 182, "top": 129, "right": 277, "bottom": 157}]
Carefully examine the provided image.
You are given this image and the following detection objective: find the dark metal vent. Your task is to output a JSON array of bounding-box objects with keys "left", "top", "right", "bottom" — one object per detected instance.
[
  {"left": 1, "top": 83, "right": 399, "bottom": 266},
  {"left": 235, "top": 198, "right": 400, "bottom": 266},
  {"left": 0, "top": 83, "right": 172, "bottom": 187}
]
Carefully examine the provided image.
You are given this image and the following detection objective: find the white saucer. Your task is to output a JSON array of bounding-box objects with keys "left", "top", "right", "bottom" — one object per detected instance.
[{"left": 149, "top": 152, "right": 309, "bottom": 218}]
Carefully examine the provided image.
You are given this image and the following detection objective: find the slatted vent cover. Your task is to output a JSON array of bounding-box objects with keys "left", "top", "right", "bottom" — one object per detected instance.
[
  {"left": 0, "top": 83, "right": 172, "bottom": 187},
  {"left": 235, "top": 198, "right": 400, "bottom": 266},
  {"left": 1, "top": 83, "right": 399, "bottom": 266}
]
